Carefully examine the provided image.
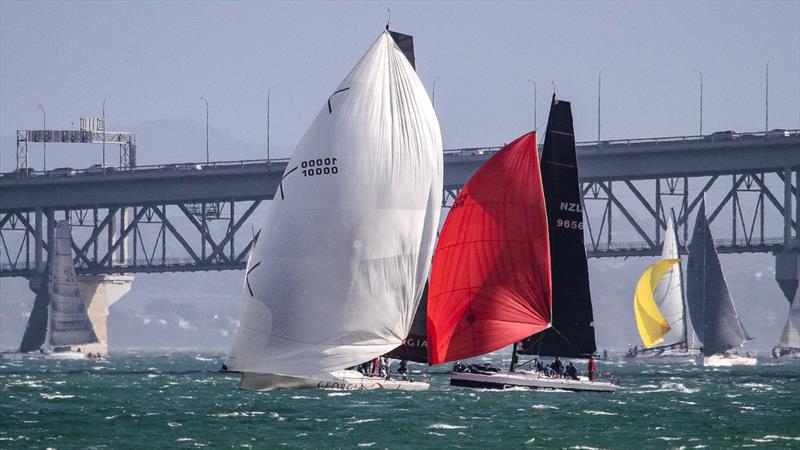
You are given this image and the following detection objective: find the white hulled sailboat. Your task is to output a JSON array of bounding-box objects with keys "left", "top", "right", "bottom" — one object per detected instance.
[{"left": 224, "top": 29, "right": 442, "bottom": 390}]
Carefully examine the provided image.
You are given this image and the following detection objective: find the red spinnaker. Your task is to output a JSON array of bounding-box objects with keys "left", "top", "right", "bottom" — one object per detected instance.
[{"left": 427, "top": 132, "right": 552, "bottom": 365}]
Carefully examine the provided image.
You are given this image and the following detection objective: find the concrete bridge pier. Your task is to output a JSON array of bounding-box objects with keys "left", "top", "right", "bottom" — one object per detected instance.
[
  {"left": 75, "top": 274, "right": 134, "bottom": 356},
  {"left": 776, "top": 251, "right": 799, "bottom": 306}
]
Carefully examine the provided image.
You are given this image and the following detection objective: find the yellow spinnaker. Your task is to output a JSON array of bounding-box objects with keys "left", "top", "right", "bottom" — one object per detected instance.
[{"left": 634, "top": 259, "right": 680, "bottom": 348}]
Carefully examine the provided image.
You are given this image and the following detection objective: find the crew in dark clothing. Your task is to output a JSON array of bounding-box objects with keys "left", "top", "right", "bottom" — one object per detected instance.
[
  {"left": 534, "top": 358, "right": 544, "bottom": 372},
  {"left": 566, "top": 362, "right": 578, "bottom": 380},
  {"left": 550, "top": 357, "right": 563, "bottom": 378},
  {"left": 398, "top": 359, "right": 409, "bottom": 381},
  {"left": 510, "top": 348, "right": 519, "bottom": 372}
]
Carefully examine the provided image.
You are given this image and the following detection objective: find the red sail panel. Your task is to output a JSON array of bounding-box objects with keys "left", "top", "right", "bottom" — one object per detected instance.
[{"left": 427, "top": 132, "right": 552, "bottom": 365}]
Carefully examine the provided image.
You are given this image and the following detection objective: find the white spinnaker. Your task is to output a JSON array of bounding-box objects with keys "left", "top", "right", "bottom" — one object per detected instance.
[
  {"left": 226, "top": 31, "right": 442, "bottom": 377},
  {"left": 651, "top": 216, "right": 686, "bottom": 346}
]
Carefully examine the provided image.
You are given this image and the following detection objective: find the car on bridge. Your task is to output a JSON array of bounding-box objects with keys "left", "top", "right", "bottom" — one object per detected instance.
[
  {"left": 707, "top": 130, "right": 740, "bottom": 142},
  {"left": 50, "top": 167, "right": 77, "bottom": 177},
  {"left": 767, "top": 129, "right": 790, "bottom": 139}
]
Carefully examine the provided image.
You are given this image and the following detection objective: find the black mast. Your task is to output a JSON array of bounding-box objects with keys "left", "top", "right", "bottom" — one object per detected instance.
[{"left": 518, "top": 96, "right": 597, "bottom": 358}]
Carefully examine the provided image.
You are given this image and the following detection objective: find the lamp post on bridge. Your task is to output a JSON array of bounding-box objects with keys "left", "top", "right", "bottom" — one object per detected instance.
[
  {"left": 528, "top": 79, "right": 537, "bottom": 131},
  {"left": 765, "top": 58, "right": 773, "bottom": 132},
  {"left": 694, "top": 69, "right": 703, "bottom": 136},
  {"left": 37, "top": 104, "right": 46, "bottom": 171},
  {"left": 267, "top": 87, "right": 275, "bottom": 162},
  {"left": 597, "top": 67, "right": 605, "bottom": 147},
  {"left": 200, "top": 97, "right": 209, "bottom": 164},
  {"left": 102, "top": 95, "right": 110, "bottom": 167}
]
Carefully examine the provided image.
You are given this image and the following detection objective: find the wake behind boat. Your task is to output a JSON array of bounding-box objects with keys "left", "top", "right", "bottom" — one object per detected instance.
[{"left": 224, "top": 29, "right": 442, "bottom": 391}]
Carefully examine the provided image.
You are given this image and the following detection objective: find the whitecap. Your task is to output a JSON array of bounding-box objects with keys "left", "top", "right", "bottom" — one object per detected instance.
[
  {"left": 583, "top": 410, "right": 617, "bottom": 416},
  {"left": 656, "top": 437, "right": 681, "bottom": 441},
  {"left": 429, "top": 424, "right": 467, "bottom": 430},
  {"left": 531, "top": 404, "right": 558, "bottom": 410},
  {"left": 348, "top": 418, "right": 380, "bottom": 425},
  {"left": 428, "top": 432, "right": 446, "bottom": 437},
  {"left": 357, "top": 443, "right": 376, "bottom": 447},
  {"left": 167, "top": 422, "right": 182, "bottom": 428},
  {"left": 40, "top": 393, "right": 74, "bottom": 399},
  {"left": 327, "top": 392, "right": 350, "bottom": 397}
]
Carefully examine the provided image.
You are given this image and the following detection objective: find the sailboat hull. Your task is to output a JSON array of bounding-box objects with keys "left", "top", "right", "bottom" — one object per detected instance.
[
  {"left": 450, "top": 370, "right": 618, "bottom": 392},
  {"left": 698, "top": 354, "right": 757, "bottom": 367},
  {"left": 239, "top": 370, "right": 429, "bottom": 391}
]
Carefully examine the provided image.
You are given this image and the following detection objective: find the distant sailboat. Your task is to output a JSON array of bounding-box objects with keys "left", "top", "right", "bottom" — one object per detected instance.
[
  {"left": 686, "top": 200, "right": 756, "bottom": 366},
  {"left": 629, "top": 212, "right": 698, "bottom": 360},
  {"left": 14, "top": 220, "right": 98, "bottom": 359},
  {"left": 225, "top": 29, "right": 442, "bottom": 390},
  {"left": 428, "top": 97, "right": 617, "bottom": 392},
  {"left": 774, "top": 294, "right": 800, "bottom": 358}
]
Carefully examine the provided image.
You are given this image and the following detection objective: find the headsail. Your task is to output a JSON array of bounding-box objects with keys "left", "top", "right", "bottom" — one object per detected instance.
[
  {"left": 47, "top": 221, "right": 98, "bottom": 348},
  {"left": 634, "top": 259, "right": 679, "bottom": 348},
  {"left": 519, "top": 97, "right": 596, "bottom": 358},
  {"left": 427, "top": 131, "right": 552, "bottom": 365},
  {"left": 225, "top": 30, "right": 442, "bottom": 377},
  {"left": 18, "top": 273, "right": 50, "bottom": 353},
  {"left": 686, "top": 199, "right": 749, "bottom": 356}
]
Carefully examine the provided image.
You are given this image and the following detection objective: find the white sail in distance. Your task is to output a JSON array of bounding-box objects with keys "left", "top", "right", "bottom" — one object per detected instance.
[
  {"left": 651, "top": 215, "right": 687, "bottom": 347},
  {"left": 48, "top": 221, "right": 98, "bottom": 348},
  {"left": 226, "top": 31, "right": 443, "bottom": 378}
]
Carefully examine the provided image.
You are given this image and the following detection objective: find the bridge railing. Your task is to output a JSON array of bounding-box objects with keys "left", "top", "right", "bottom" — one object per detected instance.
[{"left": 4, "top": 128, "right": 797, "bottom": 180}]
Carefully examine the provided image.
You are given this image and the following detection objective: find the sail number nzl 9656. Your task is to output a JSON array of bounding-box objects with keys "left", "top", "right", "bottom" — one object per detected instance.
[{"left": 300, "top": 158, "right": 338, "bottom": 177}]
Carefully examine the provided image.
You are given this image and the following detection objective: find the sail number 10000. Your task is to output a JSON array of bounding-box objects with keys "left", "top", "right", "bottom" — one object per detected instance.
[{"left": 301, "top": 158, "right": 338, "bottom": 177}]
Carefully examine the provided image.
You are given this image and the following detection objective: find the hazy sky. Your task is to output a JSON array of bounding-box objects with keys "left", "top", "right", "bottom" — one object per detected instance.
[{"left": 1, "top": 1, "right": 798, "bottom": 168}]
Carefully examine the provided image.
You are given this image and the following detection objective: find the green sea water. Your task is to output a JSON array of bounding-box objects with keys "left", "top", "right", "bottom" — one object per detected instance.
[{"left": 1, "top": 352, "right": 798, "bottom": 449}]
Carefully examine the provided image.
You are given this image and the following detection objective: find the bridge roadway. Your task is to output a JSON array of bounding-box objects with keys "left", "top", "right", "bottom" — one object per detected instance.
[
  {"left": 0, "top": 130, "right": 798, "bottom": 278},
  {"left": 3, "top": 131, "right": 798, "bottom": 210}
]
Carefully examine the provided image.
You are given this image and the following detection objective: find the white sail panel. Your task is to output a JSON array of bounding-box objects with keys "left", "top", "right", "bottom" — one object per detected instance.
[
  {"left": 652, "top": 216, "right": 686, "bottom": 346},
  {"left": 778, "top": 292, "right": 800, "bottom": 350},
  {"left": 226, "top": 31, "right": 442, "bottom": 377},
  {"left": 48, "top": 221, "right": 98, "bottom": 348}
]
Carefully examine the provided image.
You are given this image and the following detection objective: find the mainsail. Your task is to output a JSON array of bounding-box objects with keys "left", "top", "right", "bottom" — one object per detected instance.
[
  {"left": 519, "top": 97, "right": 596, "bottom": 358},
  {"left": 427, "top": 131, "right": 552, "bottom": 365},
  {"left": 777, "top": 291, "right": 800, "bottom": 351},
  {"left": 686, "top": 200, "right": 749, "bottom": 356},
  {"left": 47, "top": 221, "right": 98, "bottom": 348},
  {"left": 18, "top": 273, "right": 50, "bottom": 353},
  {"left": 650, "top": 214, "right": 688, "bottom": 347},
  {"left": 225, "top": 30, "right": 442, "bottom": 377}
]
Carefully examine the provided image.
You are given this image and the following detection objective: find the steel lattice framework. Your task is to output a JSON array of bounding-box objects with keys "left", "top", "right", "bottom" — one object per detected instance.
[{"left": 1, "top": 131, "right": 798, "bottom": 278}]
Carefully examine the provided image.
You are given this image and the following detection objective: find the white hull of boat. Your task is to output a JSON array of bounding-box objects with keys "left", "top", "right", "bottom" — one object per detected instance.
[
  {"left": 239, "top": 369, "right": 430, "bottom": 391},
  {"left": 1, "top": 351, "right": 91, "bottom": 361},
  {"left": 450, "top": 370, "right": 618, "bottom": 392},
  {"left": 700, "top": 354, "right": 757, "bottom": 367},
  {"left": 626, "top": 349, "right": 701, "bottom": 363}
]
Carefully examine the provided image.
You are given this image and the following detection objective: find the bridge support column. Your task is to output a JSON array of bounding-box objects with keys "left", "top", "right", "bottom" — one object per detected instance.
[
  {"left": 776, "top": 251, "right": 799, "bottom": 306},
  {"left": 73, "top": 274, "right": 134, "bottom": 355}
]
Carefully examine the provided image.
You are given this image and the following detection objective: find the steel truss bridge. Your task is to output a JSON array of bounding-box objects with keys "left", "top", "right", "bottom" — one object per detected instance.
[{"left": 1, "top": 130, "right": 798, "bottom": 281}]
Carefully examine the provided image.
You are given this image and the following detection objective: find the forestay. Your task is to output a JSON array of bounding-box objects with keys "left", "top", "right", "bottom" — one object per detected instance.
[{"left": 226, "top": 31, "right": 442, "bottom": 377}]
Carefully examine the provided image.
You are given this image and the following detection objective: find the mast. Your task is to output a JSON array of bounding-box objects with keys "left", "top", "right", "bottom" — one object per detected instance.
[
  {"left": 518, "top": 95, "right": 596, "bottom": 358},
  {"left": 671, "top": 208, "right": 689, "bottom": 350}
]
